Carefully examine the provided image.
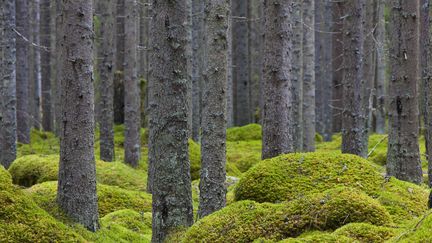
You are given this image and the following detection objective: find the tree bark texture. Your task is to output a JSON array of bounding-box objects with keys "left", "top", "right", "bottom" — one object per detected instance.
[
  {"left": 29, "top": 0, "right": 41, "bottom": 130},
  {"left": 114, "top": 0, "right": 125, "bottom": 124},
  {"left": 332, "top": 1, "right": 343, "bottom": 133},
  {"left": 387, "top": 0, "right": 422, "bottom": 184},
  {"left": 57, "top": 0, "right": 99, "bottom": 231},
  {"left": 226, "top": 8, "right": 233, "bottom": 127},
  {"left": 40, "top": 0, "right": 53, "bottom": 131},
  {"left": 375, "top": 0, "right": 386, "bottom": 134}
]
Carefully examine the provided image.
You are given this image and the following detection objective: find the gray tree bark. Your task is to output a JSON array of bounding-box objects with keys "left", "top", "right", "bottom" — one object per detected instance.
[
  {"left": 262, "top": 0, "right": 293, "bottom": 160},
  {"left": 341, "top": 0, "right": 369, "bottom": 158},
  {"left": 198, "top": 0, "right": 229, "bottom": 219},
  {"left": 124, "top": 0, "right": 141, "bottom": 167},
  {"left": 226, "top": 10, "right": 234, "bottom": 127},
  {"left": 138, "top": 0, "right": 150, "bottom": 128},
  {"left": 57, "top": 0, "right": 99, "bottom": 232},
  {"left": 375, "top": 0, "right": 386, "bottom": 134},
  {"left": 191, "top": 0, "right": 204, "bottom": 142},
  {"left": 29, "top": 0, "right": 41, "bottom": 130},
  {"left": 291, "top": 0, "right": 303, "bottom": 151},
  {"left": 0, "top": 0, "right": 17, "bottom": 169},
  {"left": 40, "top": 0, "right": 52, "bottom": 131},
  {"left": 232, "top": 0, "right": 251, "bottom": 126},
  {"left": 98, "top": 0, "right": 116, "bottom": 162},
  {"left": 15, "top": 0, "right": 30, "bottom": 144},
  {"left": 387, "top": 0, "right": 422, "bottom": 184},
  {"left": 332, "top": 1, "right": 343, "bottom": 133},
  {"left": 114, "top": 0, "right": 125, "bottom": 124},
  {"left": 365, "top": 1, "right": 376, "bottom": 134},
  {"left": 302, "top": 0, "right": 315, "bottom": 152},
  {"left": 54, "top": 0, "right": 62, "bottom": 136},
  {"left": 148, "top": 0, "right": 194, "bottom": 241}
]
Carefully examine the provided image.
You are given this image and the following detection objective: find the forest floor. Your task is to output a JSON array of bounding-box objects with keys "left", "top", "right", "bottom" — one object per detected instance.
[{"left": 1, "top": 124, "right": 432, "bottom": 242}]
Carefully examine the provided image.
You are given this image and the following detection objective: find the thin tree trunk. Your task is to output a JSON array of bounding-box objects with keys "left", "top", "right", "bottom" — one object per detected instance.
[
  {"left": 138, "top": 0, "right": 149, "bottom": 128},
  {"left": 302, "top": 0, "right": 315, "bottom": 152},
  {"left": 149, "top": 0, "right": 194, "bottom": 241},
  {"left": 124, "top": 0, "right": 141, "bottom": 167},
  {"left": 387, "top": 0, "right": 422, "bottom": 184},
  {"left": 54, "top": 0, "right": 62, "bottom": 136},
  {"left": 99, "top": 0, "right": 116, "bottom": 162},
  {"left": 332, "top": 1, "right": 343, "bottom": 133},
  {"left": 0, "top": 0, "right": 17, "bottom": 169},
  {"left": 262, "top": 0, "right": 293, "bottom": 160},
  {"left": 226, "top": 9, "right": 234, "bottom": 127},
  {"left": 198, "top": 0, "right": 229, "bottom": 219},
  {"left": 16, "top": 0, "right": 30, "bottom": 144},
  {"left": 341, "top": 0, "right": 369, "bottom": 158},
  {"left": 29, "top": 0, "right": 41, "bottom": 130},
  {"left": 365, "top": 1, "right": 376, "bottom": 134},
  {"left": 114, "top": 0, "right": 125, "bottom": 124},
  {"left": 57, "top": 0, "right": 99, "bottom": 231},
  {"left": 40, "top": 0, "right": 52, "bottom": 131},
  {"left": 375, "top": 0, "right": 386, "bottom": 134}
]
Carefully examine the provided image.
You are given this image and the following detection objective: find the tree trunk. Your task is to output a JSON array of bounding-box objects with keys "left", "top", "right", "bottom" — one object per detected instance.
[
  {"left": 124, "top": 0, "right": 141, "bottom": 167},
  {"left": 149, "top": 0, "right": 194, "bottom": 241},
  {"left": 138, "top": 0, "right": 149, "bottom": 128},
  {"left": 375, "top": 0, "right": 386, "bottom": 134},
  {"left": 15, "top": 0, "right": 30, "bottom": 144},
  {"left": 332, "top": 1, "right": 343, "bottom": 133},
  {"left": 262, "top": 0, "right": 293, "bottom": 160},
  {"left": 0, "top": 0, "right": 17, "bottom": 169},
  {"left": 302, "top": 0, "right": 315, "bottom": 152},
  {"left": 191, "top": 0, "right": 204, "bottom": 142},
  {"left": 40, "top": 0, "right": 52, "bottom": 131},
  {"left": 57, "top": 0, "right": 99, "bottom": 231},
  {"left": 365, "top": 1, "right": 376, "bottom": 134},
  {"left": 341, "top": 0, "right": 369, "bottom": 158},
  {"left": 232, "top": 0, "right": 251, "bottom": 126},
  {"left": 114, "top": 0, "right": 125, "bottom": 124},
  {"left": 98, "top": 0, "right": 116, "bottom": 162},
  {"left": 226, "top": 9, "right": 234, "bottom": 127},
  {"left": 291, "top": 0, "right": 303, "bottom": 151},
  {"left": 29, "top": 0, "right": 41, "bottom": 130},
  {"left": 387, "top": 0, "right": 422, "bottom": 184},
  {"left": 198, "top": 0, "right": 229, "bottom": 219},
  {"left": 54, "top": 0, "right": 62, "bottom": 136}
]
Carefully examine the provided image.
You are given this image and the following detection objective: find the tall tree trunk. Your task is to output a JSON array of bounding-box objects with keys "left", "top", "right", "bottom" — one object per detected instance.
[
  {"left": 0, "top": 0, "right": 17, "bottom": 169},
  {"left": 40, "top": 0, "right": 52, "bottom": 131},
  {"left": 15, "top": 0, "right": 30, "bottom": 144},
  {"left": 387, "top": 0, "right": 422, "bottom": 184},
  {"left": 302, "top": 0, "right": 315, "bottom": 152},
  {"left": 114, "top": 0, "right": 125, "bottom": 124},
  {"left": 341, "top": 0, "right": 369, "bottom": 158},
  {"left": 99, "top": 0, "right": 116, "bottom": 162},
  {"left": 232, "top": 0, "right": 251, "bottom": 126},
  {"left": 262, "top": 0, "right": 293, "bottom": 160},
  {"left": 138, "top": 0, "right": 149, "bottom": 127},
  {"left": 149, "top": 0, "right": 194, "bottom": 241},
  {"left": 291, "top": 0, "right": 303, "bottom": 151},
  {"left": 57, "top": 0, "right": 99, "bottom": 231},
  {"left": 198, "top": 0, "right": 229, "bottom": 219},
  {"left": 226, "top": 9, "right": 234, "bottom": 127},
  {"left": 191, "top": 0, "right": 204, "bottom": 142},
  {"left": 365, "top": 1, "right": 376, "bottom": 134},
  {"left": 29, "top": 0, "right": 41, "bottom": 130},
  {"left": 332, "top": 1, "right": 343, "bottom": 133},
  {"left": 54, "top": 0, "right": 62, "bottom": 136},
  {"left": 124, "top": 0, "right": 141, "bottom": 167},
  {"left": 375, "top": 0, "right": 386, "bottom": 134}
]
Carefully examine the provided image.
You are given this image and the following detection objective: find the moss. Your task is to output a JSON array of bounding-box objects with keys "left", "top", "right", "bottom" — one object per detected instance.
[
  {"left": 390, "top": 210, "right": 432, "bottom": 242},
  {"left": 227, "top": 124, "right": 262, "bottom": 141},
  {"left": 333, "top": 223, "right": 396, "bottom": 242},
  {"left": 235, "top": 153, "right": 262, "bottom": 173},
  {"left": 189, "top": 139, "right": 202, "bottom": 180},
  {"left": 17, "top": 129, "right": 59, "bottom": 157},
  {"left": 9, "top": 154, "right": 148, "bottom": 191},
  {"left": 183, "top": 187, "right": 391, "bottom": 242},
  {"left": 227, "top": 140, "right": 262, "bottom": 172},
  {"left": 279, "top": 232, "right": 353, "bottom": 243},
  {"left": 26, "top": 181, "right": 152, "bottom": 218},
  {"left": 315, "top": 133, "right": 324, "bottom": 143},
  {"left": 235, "top": 152, "right": 383, "bottom": 203},
  {"left": 0, "top": 165, "right": 12, "bottom": 190},
  {"left": 377, "top": 177, "right": 429, "bottom": 224}
]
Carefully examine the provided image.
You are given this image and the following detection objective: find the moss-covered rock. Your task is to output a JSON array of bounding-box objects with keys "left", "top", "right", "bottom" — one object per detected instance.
[
  {"left": 333, "top": 223, "right": 396, "bottom": 242},
  {"left": 227, "top": 124, "right": 262, "bottom": 141},
  {"left": 183, "top": 187, "right": 391, "bottom": 242},
  {"left": 0, "top": 165, "right": 13, "bottom": 190},
  {"left": 26, "top": 181, "right": 152, "bottom": 218},
  {"left": 9, "top": 155, "right": 148, "bottom": 191},
  {"left": 235, "top": 152, "right": 383, "bottom": 203},
  {"left": 390, "top": 210, "right": 432, "bottom": 242}
]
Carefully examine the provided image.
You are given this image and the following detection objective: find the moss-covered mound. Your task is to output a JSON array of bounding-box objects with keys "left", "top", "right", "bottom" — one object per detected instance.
[
  {"left": 227, "top": 140, "right": 262, "bottom": 173},
  {"left": 183, "top": 187, "right": 391, "bottom": 242},
  {"left": 333, "top": 223, "right": 396, "bottom": 242},
  {"left": 26, "top": 181, "right": 152, "bottom": 218},
  {"left": 9, "top": 155, "right": 148, "bottom": 191},
  {"left": 0, "top": 167, "right": 84, "bottom": 242},
  {"left": 17, "top": 129, "right": 59, "bottom": 157},
  {"left": 235, "top": 152, "right": 383, "bottom": 203},
  {"left": 227, "top": 124, "right": 262, "bottom": 141},
  {"left": 279, "top": 232, "right": 352, "bottom": 243}
]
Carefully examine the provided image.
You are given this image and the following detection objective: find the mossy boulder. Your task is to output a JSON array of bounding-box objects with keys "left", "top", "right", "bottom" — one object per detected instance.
[
  {"left": 227, "top": 124, "right": 262, "bottom": 141},
  {"left": 26, "top": 181, "right": 152, "bottom": 218},
  {"left": 9, "top": 155, "right": 148, "bottom": 191},
  {"left": 183, "top": 187, "right": 391, "bottom": 242},
  {"left": 0, "top": 169, "right": 84, "bottom": 242},
  {"left": 333, "top": 223, "right": 397, "bottom": 242},
  {"left": 235, "top": 152, "right": 383, "bottom": 203}
]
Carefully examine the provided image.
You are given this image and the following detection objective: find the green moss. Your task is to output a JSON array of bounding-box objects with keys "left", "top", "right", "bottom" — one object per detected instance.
[
  {"left": 315, "top": 133, "right": 324, "bottom": 143},
  {"left": 17, "top": 129, "right": 59, "bottom": 157},
  {"left": 235, "top": 153, "right": 262, "bottom": 173},
  {"left": 0, "top": 165, "right": 12, "bottom": 190},
  {"left": 26, "top": 181, "right": 152, "bottom": 218},
  {"left": 227, "top": 140, "right": 262, "bottom": 172},
  {"left": 390, "top": 210, "right": 432, "bottom": 242},
  {"left": 227, "top": 124, "right": 262, "bottom": 141},
  {"left": 279, "top": 232, "right": 353, "bottom": 243},
  {"left": 189, "top": 139, "right": 201, "bottom": 180},
  {"left": 333, "top": 223, "right": 396, "bottom": 242},
  {"left": 183, "top": 187, "right": 391, "bottom": 242},
  {"left": 235, "top": 152, "right": 383, "bottom": 203},
  {"left": 9, "top": 155, "right": 148, "bottom": 191},
  {"left": 366, "top": 134, "right": 388, "bottom": 165},
  {"left": 377, "top": 177, "right": 429, "bottom": 224}
]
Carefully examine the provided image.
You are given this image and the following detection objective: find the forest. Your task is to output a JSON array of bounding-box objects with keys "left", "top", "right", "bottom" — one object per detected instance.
[{"left": 2, "top": 0, "right": 432, "bottom": 242}]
